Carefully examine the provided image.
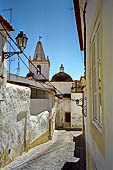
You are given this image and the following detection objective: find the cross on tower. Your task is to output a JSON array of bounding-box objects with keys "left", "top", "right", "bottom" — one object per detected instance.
[{"left": 39, "top": 36, "right": 42, "bottom": 41}]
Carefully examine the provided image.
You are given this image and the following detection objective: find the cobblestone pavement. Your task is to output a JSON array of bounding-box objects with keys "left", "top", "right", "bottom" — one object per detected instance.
[{"left": 2, "top": 130, "right": 81, "bottom": 170}]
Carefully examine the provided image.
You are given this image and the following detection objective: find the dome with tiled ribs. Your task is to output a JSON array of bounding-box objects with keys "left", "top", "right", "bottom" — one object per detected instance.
[{"left": 51, "top": 64, "right": 73, "bottom": 82}]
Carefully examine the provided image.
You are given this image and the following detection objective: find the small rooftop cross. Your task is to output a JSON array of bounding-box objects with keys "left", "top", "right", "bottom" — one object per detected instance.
[{"left": 39, "top": 36, "right": 42, "bottom": 41}]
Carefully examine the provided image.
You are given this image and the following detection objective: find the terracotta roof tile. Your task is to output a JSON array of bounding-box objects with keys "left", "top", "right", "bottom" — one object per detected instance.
[
  {"left": 51, "top": 72, "right": 73, "bottom": 82},
  {"left": 0, "top": 14, "right": 14, "bottom": 31}
]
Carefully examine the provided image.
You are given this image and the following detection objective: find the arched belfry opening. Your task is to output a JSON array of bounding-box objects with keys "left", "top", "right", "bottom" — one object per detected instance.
[{"left": 37, "top": 65, "right": 41, "bottom": 75}]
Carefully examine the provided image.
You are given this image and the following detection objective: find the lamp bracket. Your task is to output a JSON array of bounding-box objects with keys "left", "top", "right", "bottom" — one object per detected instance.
[
  {"left": 2, "top": 51, "right": 21, "bottom": 60},
  {"left": 77, "top": 104, "right": 82, "bottom": 107},
  {"left": 0, "top": 75, "right": 5, "bottom": 79}
]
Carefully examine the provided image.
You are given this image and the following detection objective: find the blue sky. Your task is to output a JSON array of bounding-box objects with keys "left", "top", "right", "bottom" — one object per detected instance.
[{"left": 0, "top": 0, "right": 84, "bottom": 80}]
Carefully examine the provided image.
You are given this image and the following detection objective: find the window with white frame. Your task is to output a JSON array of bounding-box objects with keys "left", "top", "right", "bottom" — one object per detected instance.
[{"left": 91, "top": 16, "right": 102, "bottom": 127}]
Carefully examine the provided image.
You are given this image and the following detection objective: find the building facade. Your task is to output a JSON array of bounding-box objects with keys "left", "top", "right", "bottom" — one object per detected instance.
[
  {"left": 27, "top": 39, "right": 83, "bottom": 130},
  {"left": 0, "top": 15, "right": 56, "bottom": 169},
  {"left": 51, "top": 64, "right": 83, "bottom": 130},
  {"left": 73, "top": 0, "right": 113, "bottom": 169}
]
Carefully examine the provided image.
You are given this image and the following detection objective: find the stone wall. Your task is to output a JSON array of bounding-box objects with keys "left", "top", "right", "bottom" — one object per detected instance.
[{"left": 0, "top": 83, "right": 31, "bottom": 168}]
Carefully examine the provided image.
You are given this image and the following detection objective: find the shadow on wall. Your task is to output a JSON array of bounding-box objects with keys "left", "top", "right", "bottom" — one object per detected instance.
[
  {"left": 73, "top": 134, "right": 86, "bottom": 170},
  {"left": 61, "top": 135, "right": 86, "bottom": 170}
]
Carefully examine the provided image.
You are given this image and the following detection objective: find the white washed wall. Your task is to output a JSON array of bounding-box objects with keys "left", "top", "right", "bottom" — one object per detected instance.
[
  {"left": 30, "top": 92, "right": 54, "bottom": 115},
  {"left": 30, "top": 99, "right": 50, "bottom": 115},
  {"left": 30, "top": 61, "right": 49, "bottom": 80},
  {"left": 30, "top": 101, "right": 57, "bottom": 143},
  {"left": 0, "top": 83, "right": 31, "bottom": 165},
  {"left": 55, "top": 98, "right": 71, "bottom": 129},
  {"left": 0, "top": 31, "right": 8, "bottom": 168},
  {"left": 71, "top": 93, "right": 82, "bottom": 128},
  {"left": 51, "top": 82, "right": 73, "bottom": 94},
  {"left": 0, "top": 28, "right": 56, "bottom": 168},
  {"left": 0, "top": 82, "right": 56, "bottom": 168},
  {"left": 55, "top": 93, "right": 82, "bottom": 129},
  {"left": 0, "top": 32, "right": 7, "bottom": 100},
  {"left": 29, "top": 111, "right": 49, "bottom": 143}
]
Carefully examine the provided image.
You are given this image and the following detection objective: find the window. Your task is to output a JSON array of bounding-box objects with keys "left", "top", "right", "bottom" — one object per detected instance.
[
  {"left": 91, "top": 17, "right": 102, "bottom": 127},
  {"left": 37, "top": 65, "right": 41, "bottom": 75},
  {"left": 31, "top": 88, "right": 37, "bottom": 99},
  {"left": 65, "top": 112, "right": 71, "bottom": 123},
  {"left": 31, "top": 88, "right": 49, "bottom": 99}
]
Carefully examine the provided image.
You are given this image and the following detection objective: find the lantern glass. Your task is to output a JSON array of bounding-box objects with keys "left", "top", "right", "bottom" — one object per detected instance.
[{"left": 16, "top": 31, "right": 28, "bottom": 51}]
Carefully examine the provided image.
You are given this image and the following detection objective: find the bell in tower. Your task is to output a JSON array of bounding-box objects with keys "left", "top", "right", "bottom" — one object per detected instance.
[{"left": 27, "top": 38, "right": 50, "bottom": 82}]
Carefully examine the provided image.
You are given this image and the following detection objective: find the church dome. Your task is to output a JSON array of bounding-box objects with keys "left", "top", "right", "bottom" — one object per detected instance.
[
  {"left": 51, "top": 64, "right": 73, "bottom": 82},
  {"left": 51, "top": 72, "right": 73, "bottom": 82}
]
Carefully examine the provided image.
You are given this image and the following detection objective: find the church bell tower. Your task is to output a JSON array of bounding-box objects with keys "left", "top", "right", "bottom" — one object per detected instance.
[{"left": 29, "top": 40, "right": 50, "bottom": 81}]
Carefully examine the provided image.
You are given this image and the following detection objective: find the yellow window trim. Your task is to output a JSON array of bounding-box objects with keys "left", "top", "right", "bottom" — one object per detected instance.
[{"left": 88, "top": 5, "right": 105, "bottom": 158}]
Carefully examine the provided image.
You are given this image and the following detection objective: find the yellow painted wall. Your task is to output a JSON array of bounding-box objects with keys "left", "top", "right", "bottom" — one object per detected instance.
[
  {"left": 30, "top": 130, "right": 49, "bottom": 149},
  {"left": 86, "top": 144, "right": 96, "bottom": 170},
  {"left": 78, "top": 0, "right": 113, "bottom": 169},
  {"left": 0, "top": 142, "right": 27, "bottom": 169},
  {"left": 88, "top": 1, "right": 105, "bottom": 157}
]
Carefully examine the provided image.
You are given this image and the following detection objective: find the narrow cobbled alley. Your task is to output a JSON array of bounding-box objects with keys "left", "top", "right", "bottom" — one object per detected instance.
[{"left": 2, "top": 130, "right": 82, "bottom": 170}]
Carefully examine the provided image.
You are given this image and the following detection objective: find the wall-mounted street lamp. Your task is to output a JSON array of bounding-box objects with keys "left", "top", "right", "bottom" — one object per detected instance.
[
  {"left": 2, "top": 31, "right": 28, "bottom": 61},
  {"left": 75, "top": 98, "right": 83, "bottom": 107},
  {"left": 75, "top": 97, "right": 86, "bottom": 117},
  {"left": 75, "top": 97, "right": 86, "bottom": 139}
]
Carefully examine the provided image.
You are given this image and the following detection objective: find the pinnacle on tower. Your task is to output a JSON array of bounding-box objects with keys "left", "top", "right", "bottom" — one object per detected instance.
[{"left": 33, "top": 41, "right": 46, "bottom": 61}]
